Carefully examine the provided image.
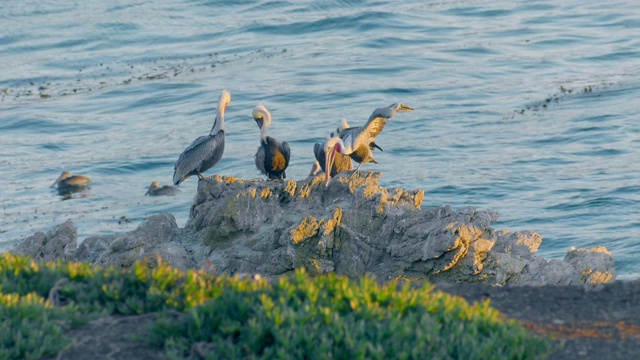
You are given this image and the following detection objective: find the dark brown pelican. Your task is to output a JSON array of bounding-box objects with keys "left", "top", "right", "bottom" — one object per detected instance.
[
  {"left": 51, "top": 171, "right": 91, "bottom": 196},
  {"left": 173, "top": 89, "right": 231, "bottom": 185},
  {"left": 313, "top": 133, "right": 353, "bottom": 178},
  {"left": 252, "top": 104, "right": 290, "bottom": 180},
  {"left": 145, "top": 181, "right": 181, "bottom": 196},
  {"left": 338, "top": 103, "right": 413, "bottom": 172}
]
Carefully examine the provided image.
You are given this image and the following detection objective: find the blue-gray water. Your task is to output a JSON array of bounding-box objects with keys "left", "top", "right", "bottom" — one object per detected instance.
[{"left": 1, "top": 0, "right": 639, "bottom": 278}]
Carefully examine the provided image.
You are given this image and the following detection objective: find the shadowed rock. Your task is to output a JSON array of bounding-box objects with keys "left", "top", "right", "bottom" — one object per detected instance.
[
  {"left": 12, "top": 172, "right": 616, "bottom": 286},
  {"left": 13, "top": 220, "right": 77, "bottom": 261}
]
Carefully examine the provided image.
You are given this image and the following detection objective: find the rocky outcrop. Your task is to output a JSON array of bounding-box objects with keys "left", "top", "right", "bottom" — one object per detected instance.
[
  {"left": 12, "top": 172, "right": 616, "bottom": 286},
  {"left": 13, "top": 219, "right": 78, "bottom": 262}
]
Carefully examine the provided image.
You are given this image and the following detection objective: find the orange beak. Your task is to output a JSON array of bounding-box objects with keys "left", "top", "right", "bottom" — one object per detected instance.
[{"left": 324, "top": 146, "right": 335, "bottom": 186}]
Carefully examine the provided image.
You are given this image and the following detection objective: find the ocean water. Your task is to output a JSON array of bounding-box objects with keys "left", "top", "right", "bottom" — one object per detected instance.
[{"left": 1, "top": 0, "right": 638, "bottom": 278}]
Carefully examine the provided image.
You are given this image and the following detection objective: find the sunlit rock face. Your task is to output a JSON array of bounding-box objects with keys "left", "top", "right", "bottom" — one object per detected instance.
[{"left": 13, "top": 171, "right": 615, "bottom": 286}]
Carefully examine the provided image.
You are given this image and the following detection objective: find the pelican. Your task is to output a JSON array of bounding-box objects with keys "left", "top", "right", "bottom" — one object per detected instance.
[
  {"left": 337, "top": 118, "right": 384, "bottom": 153},
  {"left": 145, "top": 181, "right": 181, "bottom": 196},
  {"left": 51, "top": 171, "right": 91, "bottom": 188},
  {"left": 339, "top": 103, "right": 413, "bottom": 172},
  {"left": 252, "top": 104, "right": 291, "bottom": 180},
  {"left": 323, "top": 136, "right": 350, "bottom": 185},
  {"left": 173, "top": 89, "right": 231, "bottom": 185},
  {"left": 313, "top": 133, "right": 353, "bottom": 178}
]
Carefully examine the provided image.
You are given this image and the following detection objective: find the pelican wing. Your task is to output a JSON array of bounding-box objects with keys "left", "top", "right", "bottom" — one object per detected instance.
[
  {"left": 360, "top": 107, "right": 393, "bottom": 140},
  {"left": 313, "top": 142, "right": 326, "bottom": 173},
  {"left": 255, "top": 144, "right": 267, "bottom": 176},
  {"left": 361, "top": 103, "right": 414, "bottom": 141},
  {"left": 65, "top": 175, "right": 91, "bottom": 186},
  {"left": 281, "top": 141, "right": 291, "bottom": 170},
  {"left": 173, "top": 133, "right": 220, "bottom": 185}
]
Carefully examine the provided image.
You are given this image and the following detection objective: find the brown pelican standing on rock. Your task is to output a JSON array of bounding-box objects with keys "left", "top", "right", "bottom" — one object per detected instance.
[
  {"left": 322, "top": 136, "right": 349, "bottom": 185},
  {"left": 173, "top": 89, "right": 231, "bottom": 185},
  {"left": 313, "top": 133, "right": 353, "bottom": 178},
  {"left": 338, "top": 103, "right": 413, "bottom": 172},
  {"left": 252, "top": 104, "right": 291, "bottom": 180},
  {"left": 145, "top": 181, "right": 181, "bottom": 196}
]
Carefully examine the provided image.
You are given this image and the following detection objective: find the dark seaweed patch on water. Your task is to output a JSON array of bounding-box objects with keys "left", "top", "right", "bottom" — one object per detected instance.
[
  {"left": 502, "top": 82, "right": 616, "bottom": 119},
  {"left": 1, "top": 47, "right": 290, "bottom": 103}
]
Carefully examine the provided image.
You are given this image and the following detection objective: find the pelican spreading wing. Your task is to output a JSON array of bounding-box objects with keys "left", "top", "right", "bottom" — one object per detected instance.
[
  {"left": 339, "top": 103, "right": 413, "bottom": 171},
  {"left": 173, "top": 89, "right": 231, "bottom": 185},
  {"left": 252, "top": 104, "right": 291, "bottom": 180}
]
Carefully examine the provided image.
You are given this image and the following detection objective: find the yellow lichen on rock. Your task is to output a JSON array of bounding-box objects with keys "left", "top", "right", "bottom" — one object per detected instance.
[
  {"left": 322, "top": 207, "right": 343, "bottom": 236},
  {"left": 414, "top": 190, "right": 425, "bottom": 209},
  {"left": 582, "top": 270, "right": 615, "bottom": 284},
  {"left": 236, "top": 188, "right": 257, "bottom": 200},
  {"left": 224, "top": 176, "right": 241, "bottom": 185},
  {"left": 284, "top": 179, "right": 297, "bottom": 197},
  {"left": 290, "top": 216, "right": 321, "bottom": 245},
  {"left": 297, "top": 177, "right": 322, "bottom": 199},
  {"left": 260, "top": 187, "right": 272, "bottom": 199},
  {"left": 588, "top": 246, "right": 612, "bottom": 255}
]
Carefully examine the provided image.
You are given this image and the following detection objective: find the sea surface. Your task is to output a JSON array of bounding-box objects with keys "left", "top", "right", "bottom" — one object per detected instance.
[{"left": 1, "top": 0, "right": 639, "bottom": 279}]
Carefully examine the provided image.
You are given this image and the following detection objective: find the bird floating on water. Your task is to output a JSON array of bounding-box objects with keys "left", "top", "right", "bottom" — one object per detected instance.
[
  {"left": 252, "top": 104, "right": 291, "bottom": 180},
  {"left": 51, "top": 171, "right": 91, "bottom": 188},
  {"left": 173, "top": 89, "right": 231, "bottom": 185},
  {"left": 50, "top": 171, "right": 91, "bottom": 196},
  {"left": 338, "top": 103, "right": 413, "bottom": 172},
  {"left": 145, "top": 181, "right": 181, "bottom": 196}
]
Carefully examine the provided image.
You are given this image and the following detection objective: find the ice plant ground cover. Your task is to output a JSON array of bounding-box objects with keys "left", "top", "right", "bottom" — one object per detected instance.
[{"left": 0, "top": 253, "right": 552, "bottom": 359}]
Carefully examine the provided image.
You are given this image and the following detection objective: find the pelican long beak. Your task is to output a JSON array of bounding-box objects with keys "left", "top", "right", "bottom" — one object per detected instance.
[
  {"left": 254, "top": 117, "right": 264, "bottom": 129},
  {"left": 398, "top": 104, "right": 413, "bottom": 111},
  {"left": 145, "top": 188, "right": 151, "bottom": 196},
  {"left": 398, "top": 104, "right": 414, "bottom": 112},
  {"left": 51, "top": 174, "right": 64, "bottom": 188},
  {"left": 325, "top": 147, "right": 335, "bottom": 186}
]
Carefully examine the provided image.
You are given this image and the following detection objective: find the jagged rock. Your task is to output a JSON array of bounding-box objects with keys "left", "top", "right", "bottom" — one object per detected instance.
[
  {"left": 14, "top": 172, "right": 616, "bottom": 286},
  {"left": 143, "top": 242, "right": 193, "bottom": 271},
  {"left": 178, "top": 172, "right": 615, "bottom": 285},
  {"left": 13, "top": 220, "right": 77, "bottom": 261},
  {"left": 93, "top": 213, "right": 178, "bottom": 268}
]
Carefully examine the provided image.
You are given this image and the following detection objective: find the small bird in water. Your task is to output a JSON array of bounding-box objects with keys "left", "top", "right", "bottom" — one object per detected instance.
[
  {"left": 173, "top": 89, "right": 231, "bottom": 185},
  {"left": 338, "top": 103, "right": 413, "bottom": 172},
  {"left": 50, "top": 171, "right": 91, "bottom": 196},
  {"left": 252, "top": 104, "right": 291, "bottom": 180},
  {"left": 145, "top": 181, "right": 181, "bottom": 196}
]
